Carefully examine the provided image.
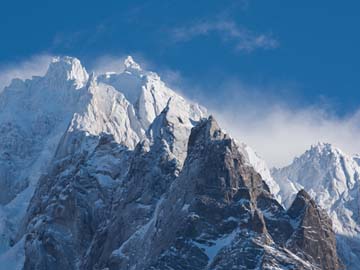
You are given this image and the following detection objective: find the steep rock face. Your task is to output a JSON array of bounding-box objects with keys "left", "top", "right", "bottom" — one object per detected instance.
[
  {"left": 272, "top": 143, "right": 360, "bottom": 269},
  {"left": 82, "top": 117, "right": 341, "bottom": 270},
  {"left": 142, "top": 117, "right": 273, "bottom": 270},
  {"left": 21, "top": 133, "right": 130, "bottom": 270},
  {"left": 142, "top": 118, "right": 340, "bottom": 270},
  {"left": 286, "top": 190, "right": 341, "bottom": 270}
]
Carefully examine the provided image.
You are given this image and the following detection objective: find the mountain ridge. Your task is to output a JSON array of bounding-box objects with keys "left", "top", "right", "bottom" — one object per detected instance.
[{"left": 0, "top": 55, "right": 343, "bottom": 270}]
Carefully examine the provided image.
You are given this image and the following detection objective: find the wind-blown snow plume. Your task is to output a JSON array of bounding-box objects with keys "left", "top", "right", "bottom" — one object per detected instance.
[{"left": 0, "top": 55, "right": 52, "bottom": 93}]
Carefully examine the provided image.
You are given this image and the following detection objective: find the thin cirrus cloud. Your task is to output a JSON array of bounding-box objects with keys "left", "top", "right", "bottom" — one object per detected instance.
[
  {"left": 0, "top": 54, "right": 53, "bottom": 93},
  {"left": 171, "top": 20, "right": 279, "bottom": 52}
]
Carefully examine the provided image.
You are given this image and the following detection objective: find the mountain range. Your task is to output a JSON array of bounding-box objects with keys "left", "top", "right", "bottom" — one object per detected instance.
[{"left": 0, "top": 56, "right": 356, "bottom": 269}]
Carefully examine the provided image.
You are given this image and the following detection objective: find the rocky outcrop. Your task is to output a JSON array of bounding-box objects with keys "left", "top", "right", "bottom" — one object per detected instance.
[
  {"left": 81, "top": 117, "right": 341, "bottom": 270},
  {"left": 21, "top": 133, "right": 130, "bottom": 270},
  {"left": 287, "top": 190, "right": 342, "bottom": 270}
]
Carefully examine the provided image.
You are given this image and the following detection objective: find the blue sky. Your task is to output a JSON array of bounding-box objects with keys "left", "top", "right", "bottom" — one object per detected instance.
[{"left": 1, "top": 0, "right": 360, "bottom": 165}]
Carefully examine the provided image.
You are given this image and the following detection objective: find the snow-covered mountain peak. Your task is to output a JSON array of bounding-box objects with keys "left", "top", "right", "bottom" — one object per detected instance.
[
  {"left": 124, "top": 55, "right": 142, "bottom": 72},
  {"left": 289, "top": 142, "right": 352, "bottom": 178},
  {"left": 273, "top": 142, "right": 359, "bottom": 205},
  {"left": 98, "top": 57, "right": 201, "bottom": 130},
  {"left": 187, "top": 116, "right": 229, "bottom": 150},
  {"left": 97, "top": 56, "right": 163, "bottom": 109},
  {"left": 308, "top": 142, "right": 343, "bottom": 157},
  {"left": 272, "top": 144, "right": 360, "bottom": 269},
  {"left": 202, "top": 115, "right": 226, "bottom": 140},
  {"left": 45, "top": 56, "right": 89, "bottom": 88}
]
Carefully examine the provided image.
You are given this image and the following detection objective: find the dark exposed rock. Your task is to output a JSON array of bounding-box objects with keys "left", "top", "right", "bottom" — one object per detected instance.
[
  {"left": 286, "top": 189, "right": 343, "bottom": 270},
  {"left": 20, "top": 133, "right": 131, "bottom": 270},
  {"left": 20, "top": 116, "right": 342, "bottom": 270}
]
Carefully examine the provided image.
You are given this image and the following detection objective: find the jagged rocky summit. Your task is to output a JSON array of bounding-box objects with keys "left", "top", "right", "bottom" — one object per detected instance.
[
  {"left": 272, "top": 142, "right": 360, "bottom": 270},
  {"left": 0, "top": 56, "right": 342, "bottom": 269}
]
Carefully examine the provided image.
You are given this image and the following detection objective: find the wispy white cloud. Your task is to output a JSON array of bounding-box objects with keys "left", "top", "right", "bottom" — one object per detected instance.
[
  {"left": 214, "top": 103, "right": 360, "bottom": 168},
  {"left": 163, "top": 75, "right": 360, "bottom": 168},
  {"left": 0, "top": 55, "right": 52, "bottom": 93},
  {"left": 171, "top": 20, "right": 279, "bottom": 52}
]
